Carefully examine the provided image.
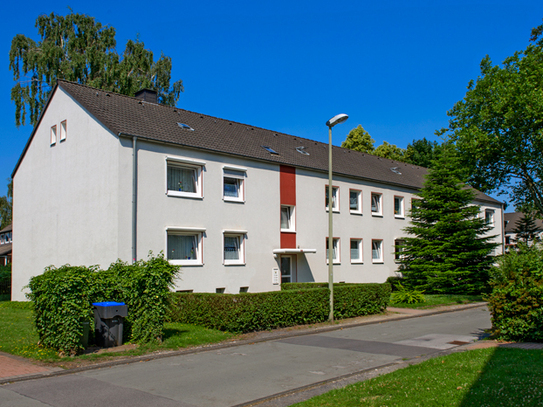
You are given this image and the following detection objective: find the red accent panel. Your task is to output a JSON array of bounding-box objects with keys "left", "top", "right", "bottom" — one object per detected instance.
[
  {"left": 280, "top": 165, "right": 296, "bottom": 205},
  {"left": 281, "top": 232, "right": 296, "bottom": 249}
]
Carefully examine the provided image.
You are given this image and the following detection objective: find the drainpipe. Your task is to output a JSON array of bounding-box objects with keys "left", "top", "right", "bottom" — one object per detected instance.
[{"left": 132, "top": 136, "right": 138, "bottom": 263}]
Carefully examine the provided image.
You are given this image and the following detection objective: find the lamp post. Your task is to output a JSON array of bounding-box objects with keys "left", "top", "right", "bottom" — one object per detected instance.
[{"left": 326, "top": 113, "right": 348, "bottom": 322}]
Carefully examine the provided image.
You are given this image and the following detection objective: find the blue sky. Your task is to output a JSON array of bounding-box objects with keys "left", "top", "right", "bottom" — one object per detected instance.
[{"left": 1, "top": 0, "right": 542, "bottom": 203}]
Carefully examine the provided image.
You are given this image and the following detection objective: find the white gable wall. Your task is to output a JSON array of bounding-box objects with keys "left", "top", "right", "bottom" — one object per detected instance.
[{"left": 12, "top": 88, "right": 126, "bottom": 300}]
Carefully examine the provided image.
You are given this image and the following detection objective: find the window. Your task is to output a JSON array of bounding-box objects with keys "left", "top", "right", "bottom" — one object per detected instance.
[
  {"left": 281, "top": 205, "right": 295, "bottom": 232},
  {"left": 166, "top": 158, "right": 204, "bottom": 198},
  {"left": 167, "top": 229, "right": 204, "bottom": 265},
  {"left": 349, "top": 189, "right": 362, "bottom": 214},
  {"left": 372, "top": 239, "right": 383, "bottom": 263},
  {"left": 50, "top": 125, "right": 57, "bottom": 145},
  {"left": 60, "top": 120, "right": 67, "bottom": 142},
  {"left": 223, "top": 167, "right": 246, "bottom": 202},
  {"left": 350, "top": 239, "right": 363, "bottom": 263},
  {"left": 224, "top": 233, "right": 245, "bottom": 265},
  {"left": 216, "top": 288, "right": 225, "bottom": 293},
  {"left": 371, "top": 193, "right": 382, "bottom": 216},
  {"left": 485, "top": 209, "right": 495, "bottom": 227},
  {"left": 239, "top": 287, "right": 249, "bottom": 293},
  {"left": 394, "top": 196, "right": 405, "bottom": 218},
  {"left": 326, "top": 237, "right": 340, "bottom": 264},
  {"left": 395, "top": 239, "right": 406, "bottom": 261},
  {"left": 325, "top": 186, "right": 339, "bottom": 211}
]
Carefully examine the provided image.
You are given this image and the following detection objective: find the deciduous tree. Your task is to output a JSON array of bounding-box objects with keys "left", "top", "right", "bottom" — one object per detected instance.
[
  {"left": 341, "top": 125, "right": 375, "bottom": 153},
  {"left": 444, "top": 21, "right": 543, "bottom": 216},
  {"left": 0, "top": 180, "right": 13, "bottom": 229},
  {"left": 9, "top": 11, "right": 183, "bottom": 127}
]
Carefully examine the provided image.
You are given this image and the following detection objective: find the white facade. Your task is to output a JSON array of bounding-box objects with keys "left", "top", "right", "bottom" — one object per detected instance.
[{"left": 11, "top": 84, "right": 505, "bottom": 300}]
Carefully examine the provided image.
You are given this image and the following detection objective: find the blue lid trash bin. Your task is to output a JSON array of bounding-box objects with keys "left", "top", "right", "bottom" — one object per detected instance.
[{"left": 93, "top": 302, "right": 127, "bottom": 348}]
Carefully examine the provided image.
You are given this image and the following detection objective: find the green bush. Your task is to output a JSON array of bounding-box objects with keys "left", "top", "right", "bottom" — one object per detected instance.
[
  {"left": 0, "top": 263, "right": 11, "bottom": 296},
  {"left": 170, "top": 283, "right": 390, "bottom": 333},
  {"left": 27, "top": 265, "right": 98, "bottom": 355},
  {"left": 390, "top": 283, "right": 425, "bottom": 304},
  {"left": 486, "top": 245, "right": 543, "bottom": 342},
  {"left": 27, "top": 253, "right": 180, "bottom": 355},
  {"left": 281, "top": 282, "right": 328, "bottom": 290}
]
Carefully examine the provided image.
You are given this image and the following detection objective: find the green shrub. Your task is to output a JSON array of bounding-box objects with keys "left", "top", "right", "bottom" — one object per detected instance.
[
  {"left": 27, "top": 265, "right": 98, "bottom": 355},
  {"left": 281, "top": 282, "right": 328, "bottom": 290},
  {"left": 486, "top": 245, "right": 543, "bottom": 342},
  {"left": 386, "top": 276, "right": 403, "bottom": 292},
  {"left": 0, "top": 263, "right": 12, "bottom": 296},
  {"left": 27, "top": 253, "right": 180, "bottom": 355},
  {"left": 390, "top": 283, "right": 425, "bottom": 304},
  {"left": 170, "top": 283, "right": 390, "bottom": 333}
]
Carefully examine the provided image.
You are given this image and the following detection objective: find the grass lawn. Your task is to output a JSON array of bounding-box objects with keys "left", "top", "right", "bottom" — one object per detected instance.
[
  {"left": 390, "top": 294, "right": 483, "bottom": 309},
  {"left": 293, "top": 347, "right": 543, "bottom": 407},
  {"left": 0, "top": 301, "right": 233, "bottom": 363}
]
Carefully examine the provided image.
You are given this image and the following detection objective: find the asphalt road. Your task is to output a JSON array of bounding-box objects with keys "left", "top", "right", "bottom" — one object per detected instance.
[{"left": 0, "top": 306, "right": 491, "bottom": 407}]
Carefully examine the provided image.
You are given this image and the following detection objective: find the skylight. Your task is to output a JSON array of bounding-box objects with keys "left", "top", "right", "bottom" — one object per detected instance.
[
  {"left": 177, "top": 123, "right": 194, "bottom": 131},
  {"left": 262, "top": 146, "right": 279, "bottom": 155},
  {"left": 296, "top": 146, "right": 309, "bottom": 156},
  {"left": 390, "top": 167, "right": 402, "bottom": 175}
]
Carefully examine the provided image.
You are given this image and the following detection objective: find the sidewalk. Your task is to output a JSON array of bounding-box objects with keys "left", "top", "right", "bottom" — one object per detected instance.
[{"left": 1, "top": 302, "right": 541, "bottom": 386}]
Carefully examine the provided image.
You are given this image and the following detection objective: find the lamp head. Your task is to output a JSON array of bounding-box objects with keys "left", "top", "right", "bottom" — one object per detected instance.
[{"left": 326, "top": 113, "right": 349, "bottom": 128}]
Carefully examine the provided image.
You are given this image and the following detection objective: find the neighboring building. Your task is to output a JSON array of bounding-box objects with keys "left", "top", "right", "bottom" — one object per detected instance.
[
  {"left": 10, "top": 81, "right": 505, "bottom": 301},
  {"left": 0, "top": 224, "right": 12, "bottom": 266},
  {"left": 504, "top": 212, "right": 543, "bottom": 250}
]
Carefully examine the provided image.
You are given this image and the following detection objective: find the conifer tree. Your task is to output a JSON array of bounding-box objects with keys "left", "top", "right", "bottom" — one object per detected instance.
[
  {"left": 513, "top": 213, "right": 540, "bottom": 246},
  {"left": 398, "top": 147, "right": 498, "bottom": 294}
]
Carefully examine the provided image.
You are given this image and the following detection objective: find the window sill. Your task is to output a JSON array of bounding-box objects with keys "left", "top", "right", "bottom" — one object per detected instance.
[
  {"left": 326, "top": 209, "right": 340, "bottom": 213},
  {"left": 326, "top": 261, "right": 341, "bottom": 265},
  {"left": 167, "top": 191, "right": 203, "bottom": 199},
  {"left": 371, "top": 213, "right": 383, "bottom": 217},
  {"left": 224, "top": 262, "right": 246, "bottom": 266},
  {"left": 169, "top": 260, "right": 203, "bottom": 266},
  {"left": 372, "top": 261, "right": 384, "bottom": 264},
  {"left": 281, "top": 229, "right": 296, "bottom": 234},
  {"left": 350, "top": 211, "right": 363, "bottom": 216},
  {"left": 223, "top": 197, "right": 245, "bottom": 203},
  {"left": 394, "top": 215, "right": 405, "bottom": 219},
  {"left": 351, "top": 261, "right": 364, "bottom": 264}
]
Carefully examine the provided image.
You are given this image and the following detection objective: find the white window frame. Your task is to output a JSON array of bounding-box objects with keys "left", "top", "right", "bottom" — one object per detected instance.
[
  {"left": 223, "top": 165, "right": 246, "bottom": 202},
  {"left": 371, "top": 192, "right": 383, "bottom": 216},
  {"left": 394, "top": 239, "right": 406, "bottom": 262},
  {"left": 166, "top": 227, "right": 205, "bottom": 266},
  {"left": 372, "top": 239, "right": 384, "bottom": 263},
  {"left": 223, "top": 231, "right": 246, "bottom": 265},
  {"left": 60, "top": 120, "right": 67, "bottom": 142},
  {"left": 166, "top": 157, "right": 205, "bottom": 199},
  {"left": 325, "top": 185, "right": 340, "bottom": 212},
  {"left": 326, "top": 237, "right": 340, "bottom": 264},
  {"left": 50, "top": 125, "right": 57, "bottom": 145},
  {"left": 281, "top": 205, "right": 296, "bottom": 232},
  {"left": 394, "top": 196, "right": 405, "bottom": 218},
  {"left": 350, "top": 238, "right": 363, "bottom": 263},
  {"left": 485, "top": 209, "right": 495, "bottom": 227},
  {"left": 349, "top": 189, "right": 362, "bottom": 214}
]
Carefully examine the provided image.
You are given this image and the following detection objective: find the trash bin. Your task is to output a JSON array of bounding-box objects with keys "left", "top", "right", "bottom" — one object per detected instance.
[{"left": 92, "top": 302, "right": 128, "bottom": 348}]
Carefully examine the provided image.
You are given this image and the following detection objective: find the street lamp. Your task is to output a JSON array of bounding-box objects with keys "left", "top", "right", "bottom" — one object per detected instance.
[{"left": 326, "top": 113, "right": 348, "bottom": 322}]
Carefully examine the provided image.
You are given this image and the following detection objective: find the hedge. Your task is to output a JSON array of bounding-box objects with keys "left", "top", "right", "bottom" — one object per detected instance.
[
  {"left": 486, "top": 245, "right": 543, "bottom": 342},
  {"left": 170, "top": 283, "right": 390, "bottom": 333},
  {"left": 27, "top": 253, "right": 179, "bottom": 355}
]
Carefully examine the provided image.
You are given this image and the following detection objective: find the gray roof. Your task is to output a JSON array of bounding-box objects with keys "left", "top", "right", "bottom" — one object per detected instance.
[
  {"left": 16, "top": 80, "right": 502, "bottom": 204},
  {"left": 0, "top": 224, "right": 11, "bottom": 234},
  {"left": 504, "top": 212, "right": 543, "bottom": 233}
]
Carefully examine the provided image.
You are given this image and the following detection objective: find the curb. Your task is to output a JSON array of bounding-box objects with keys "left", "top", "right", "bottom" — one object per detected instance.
[{"left": 0, "top": 302, "right": 488, "bottom": 386}]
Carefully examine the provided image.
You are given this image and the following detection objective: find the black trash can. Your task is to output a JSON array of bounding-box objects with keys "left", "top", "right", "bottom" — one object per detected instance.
[{"left": 92, "top": 302, "right": 128, "bottom": 348}]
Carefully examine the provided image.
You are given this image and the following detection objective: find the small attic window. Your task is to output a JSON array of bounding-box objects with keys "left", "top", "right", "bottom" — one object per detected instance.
[
  {"left": 390, "top": 167, "right": 402, "bottom": 175},
  {"left": 296, "top": 146, "right": 309, "bottom": 156},
  {"left": 262, "top": 146, "right": 279, "bottom": 155},
  {"left": 177, "top": 123, "right": 194, "bottom": 131}
]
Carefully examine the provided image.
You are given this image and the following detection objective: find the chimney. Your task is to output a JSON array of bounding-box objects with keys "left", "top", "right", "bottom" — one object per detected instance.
[{"left": 135, "top": 89, "right": 158, "bottom": 104}]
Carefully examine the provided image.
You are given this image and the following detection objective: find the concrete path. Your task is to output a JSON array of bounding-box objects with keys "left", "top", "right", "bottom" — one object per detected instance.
[{"left": 0, "top": 304, "right": 501, "bottom": 407}]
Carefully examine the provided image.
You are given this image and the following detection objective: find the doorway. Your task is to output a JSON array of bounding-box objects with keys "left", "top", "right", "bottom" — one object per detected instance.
[{"left": 280, "top": 255, "right": 297, "bottom": 283}]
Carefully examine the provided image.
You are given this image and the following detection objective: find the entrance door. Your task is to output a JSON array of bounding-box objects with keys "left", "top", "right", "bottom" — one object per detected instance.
[{"left": 280, "top": 255, "right": 296, "bottom": 283}]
